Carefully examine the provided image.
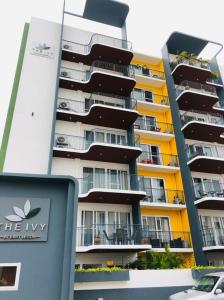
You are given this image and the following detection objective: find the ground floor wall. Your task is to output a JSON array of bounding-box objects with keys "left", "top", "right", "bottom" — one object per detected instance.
[{"left": 74, "top": 269, "right": 194, "bottom": 300}]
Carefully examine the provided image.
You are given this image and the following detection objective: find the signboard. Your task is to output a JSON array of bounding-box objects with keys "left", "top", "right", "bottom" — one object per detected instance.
[
  {"left": 30, "top": 41, "right": 55, "bottom": 58},
  {"left": 0, "top": 197, "right": 50, "bottom": 242}
]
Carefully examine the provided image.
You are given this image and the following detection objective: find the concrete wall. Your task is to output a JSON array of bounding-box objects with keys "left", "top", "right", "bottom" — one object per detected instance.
[
  {"left": 4, "top": 17, "right": 61, "bottom": 174},
  {"left": 74, "top": 269, "right": 195, "bottom": 300}
]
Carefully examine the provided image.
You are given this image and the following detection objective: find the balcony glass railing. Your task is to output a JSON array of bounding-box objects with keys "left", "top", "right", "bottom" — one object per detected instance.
[
  {"left": 132, "top": 65, "right": 165, "bottom": 80},
  {"left": 60, "top": 61, "right": 134, "bottom": 82},
  {"left": 176, "top": 80, "right": 217, "bottom": 97},
  {"left": 138, "top": 152, "right": 179, "bottom": 167},
  {"left": 202, "top": 228, "right": 224, "bottom": 247},
  {"left": 78, "top": 174, "right": 140, "bottom": 194},
  {"left": 194, "top": 183, "right": 224, "bottom": 199},
  {"left": 77, "top": 225, "right": 191, "bottom": 248},
  {"left": 181, "top": 111, "right": 224, "bottom": 127},
  {"left": 139, "top": 187, "right": 185, "bottom": 205},
  {"left": 170, "top": 54, "right": 210, "bottom": 71},
  {"left": 62, "top": 33, "right": 132, "bottom": 54},
  {"left": 134, "top": 121, "right": 174, "bottom": 134},
  {"left": 132, "top": 91, "right": 169, "bottom": 106},
  {"left": 187, "top": 144, "right": 224, "bottom": 161},
  {"left": 206, "top": 77, "right": 223, "bottom": 86},
  {"left": 57, "top": 93, "right": 137, "bottom": 113},
  {"left": 54, "top": 131, "right": 140, "bottom": 150}
]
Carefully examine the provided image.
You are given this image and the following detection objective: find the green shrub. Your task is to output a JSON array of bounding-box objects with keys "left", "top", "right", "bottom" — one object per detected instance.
[
  {"left": 192, "top": 265, "right": 224, "bottom": 270},
  {"left": 129, "top": 248, "right": 183, "bottom": 270},
  {"left": 75, "top": 267, "right": 126, "bottom": 273}
]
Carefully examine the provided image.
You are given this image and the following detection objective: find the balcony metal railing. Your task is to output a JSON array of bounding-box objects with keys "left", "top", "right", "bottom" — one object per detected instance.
[
  {"left": 139, "top": 187, "right": 185, "bottom": 205},
  {"left": 132, "top": 65, "right": 165, "bottom": 80},
  {"left": 202, "top": 228, "right": 224, "bottom": 247},
  {"left": 181, "top": 110, "right": 224, "bottom": 127},
  {"left": 132, "top": 91, "right": 169, "bottom": 106},
  {"left": 176, "top": 80, "right": 217, "bottom": 97},
  {"left": 170, "top": 54, "right": 210, "bottom": 71},
  {"left": 194, "top": 182, "right": 224, "bottom": 199},
  {"left": 206, "top": 77, "right": 223, "bottom": 86},
  {"left": 134, "top": 120, "right": 174, "bottom": 134},
  {"left": 138, "top": 151, "right": 179, "bottom": 167},
  {"left": 60, "top": 61, "right": 134, "bottom": 82},
  {"left": 78, "top": 174, "right": 140, "bottom": 194},
  {"left": 187, "top": 144, "right": 224, "bottom": 161},
  {"left": 54, "top": 131, "right": 140, "bottom": 151},
  {"left": 57, "top": 93, "right": 137, "bottom": 113},
  {"left": 76, "top": 225, "right": 191, "bottom": 248},
  {"left": 62, "top": 33, "right": 132, "bottom": 54}
]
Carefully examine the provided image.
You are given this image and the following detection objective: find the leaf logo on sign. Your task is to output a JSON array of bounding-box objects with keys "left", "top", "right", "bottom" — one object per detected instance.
[{"left": 5, "top": 200, "right": 41, "bottom": 222}]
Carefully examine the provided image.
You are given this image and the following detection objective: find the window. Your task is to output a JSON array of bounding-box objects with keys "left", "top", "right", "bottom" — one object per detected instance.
[
  {"left": 84, "top": 130, "right": 126, "bottom": 147},
  {"left": 200, "top": 216, "right": 224, "bottom": 246},
  {"left": 141, "top": 178, "right": 166, "bottom": 203},
  {"left": 187, "top": 144, "right": 213, "bottom": 158},
  {"left": 82, "top": 167, "right": 129, "bottom": 192},
  {"left": 139, "top": 144, "right": 161, "bottom": 165},
  {"left": 133, "top": 88, "right": 153, "bottom": 102},
  {"left": 0, "top": 263, "right": 21, "bottom": 291},
  {"left": 193, "top": 177, "right": 222, "bottom": 198},
  {"left": 142, "top": 216, "right": 171, "bottom": 242}
]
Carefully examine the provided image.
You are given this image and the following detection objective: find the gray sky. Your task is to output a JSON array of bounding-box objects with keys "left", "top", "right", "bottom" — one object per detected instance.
[{"left": 1, "top": 0, "right": 224, "bottom": 146}]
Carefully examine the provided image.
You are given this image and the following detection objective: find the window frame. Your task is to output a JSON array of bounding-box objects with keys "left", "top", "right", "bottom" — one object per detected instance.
[{"left": 0, "top": 263, "right": 21, "bottom": 292}]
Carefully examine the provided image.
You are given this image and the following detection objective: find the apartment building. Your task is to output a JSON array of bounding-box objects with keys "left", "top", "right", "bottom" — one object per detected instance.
[{"left": 1, "top": 0, "right": 223, "bottom": 269}]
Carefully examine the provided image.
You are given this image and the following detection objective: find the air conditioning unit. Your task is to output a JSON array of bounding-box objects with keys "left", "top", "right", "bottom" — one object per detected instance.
[
  {"left": 58, "top": 101, "right": 69, "bottom": 110},
  {"left": 63, "top": 44, "right": 70, "bottom": 50},
  {"left": 56, "top": 136, "right": 68, "bottom": 148},
  {"left": 61, "top": 71, "right": 68, "bottom": 77}
]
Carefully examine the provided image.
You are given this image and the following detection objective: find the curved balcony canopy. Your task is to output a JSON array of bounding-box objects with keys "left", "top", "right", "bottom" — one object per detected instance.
[
  {"left": 181, "top": 110, "right": 224, "bottom": 144},
  {"left": 53, "top": 132, "right": 141, "bottom": 164},
  {"left": 62, "top": 34, "right": 133, "bottom": 65},
  {"left": 187, "top": 144, "right": 224, "bottom": 174},
  {"left": 176, "top": 80, "right": 218, "bottom": 112},
  {"left": 56, "top": 93, "right": 139, "bottom": 129},
  {"left": 194, "top": 183, "right": 224, "bottom": 210},
  {"left": 78, "top": 174, "right": 146, "bottom": 204},
  {"left": 167, "top": 32, "right": 223, "bottom": 81},
  {"left": 59, "top": 61, "right": 135, "bottom": 96}
]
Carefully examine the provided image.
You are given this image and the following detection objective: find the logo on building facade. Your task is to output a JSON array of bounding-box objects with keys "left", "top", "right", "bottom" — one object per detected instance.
[
  {"left": 0, "top": 197, "right": 50, "bottom": 242},
  {"left": 30, "top": 42, "right": 55, "bottom": 58}
]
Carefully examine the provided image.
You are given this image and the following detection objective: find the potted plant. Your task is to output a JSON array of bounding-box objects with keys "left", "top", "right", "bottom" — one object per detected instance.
[{"left": 94, "top": 234, "right": 101, "bottom": 245}]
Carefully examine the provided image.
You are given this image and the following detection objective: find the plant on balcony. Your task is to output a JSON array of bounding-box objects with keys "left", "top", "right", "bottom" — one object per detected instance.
[
  {"left": 129, "top": 247, "right": 183, "bottom": 270},
  {"left": 211, "top": 71, "right": 219, "bottom": 79},
  {"left": 94, "top": 234, "right": 101, "bottom": 245}
]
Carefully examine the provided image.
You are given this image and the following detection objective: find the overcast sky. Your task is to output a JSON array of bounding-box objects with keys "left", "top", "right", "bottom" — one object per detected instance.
[{"left": 1, "top": 0, "right": 224, "bottom": 146}]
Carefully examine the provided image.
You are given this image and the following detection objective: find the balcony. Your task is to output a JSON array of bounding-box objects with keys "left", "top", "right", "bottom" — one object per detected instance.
[
  {"left": 76, "top": 224, "right": 151, "bottom": 252},
  {"left": 132, "top": 65, "right": 165, "bottom": 87},
  {"left": 76, "top": 225, "right": 192, "bottom": 252},
  {"left": 170, "top": 53, "right": 211, "bottom": 85},
  {"left": 176, "top": 80, "right": 218, "bottom": 112},
  {"left": 181, "top": 111, "right": 224, "bottom": 144},
  {"left": 56, "top": 93, "right": 139, "bottom": 130},
  {"left": 53, "top": 132, "right": 141, "bottom": 164},
  {"left": 187, "top": 144, "right": 224, "bottom": 174},
  {"left": 137, "top": 152, "right": 179, "bottom": 173},
  {"left": 59, "top": 60, "right": 136, "bottom": 96},
  {"left": 134, "top": 121, "right": 174, "bottom": 141},
  {"left": 194, "top": 183, "right": 224, "bottom": 209},
  {"left": 206, "top": 77, "right": 224, "bottom": 89},
  {"left": 61, "top": 34, "right": 133, "bottom": 65},
  {"left": 139, "top": 187, "right": 186, "bottom": 210},
  {"left": 202, "top": 228, "right": 224, "bottom": 251},
  {"left": 78, "top": 174, "right": 146, "bottom": 204},
  {"left": 134, "top": 92, "right": 170, "bottom": 113}
]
